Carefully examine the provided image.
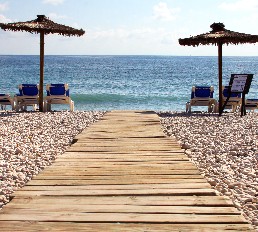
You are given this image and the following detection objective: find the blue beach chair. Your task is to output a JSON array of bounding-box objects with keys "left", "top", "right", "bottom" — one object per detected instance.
[
  {"left": 0, "top": 94, "right": 15, "bottom": 110},
  {"left": 44, "top": 83, "right": 74, "bottom": 111},
  {"left": 245, "top": 99, "right": 258, "bottom": 112},
  {"left": 215, "top": 86, "right": 242, "bottom": 113},
  {"left": 186, "top": 86, "right": 217, "bottom": 113},
  {"left": 14, "top": 84, "right": 39, "bottom": 111}
]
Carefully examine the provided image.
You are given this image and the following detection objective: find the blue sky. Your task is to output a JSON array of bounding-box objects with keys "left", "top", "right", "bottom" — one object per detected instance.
[{"left": 0, "top": 0, "right": 258, "bottom": 55}]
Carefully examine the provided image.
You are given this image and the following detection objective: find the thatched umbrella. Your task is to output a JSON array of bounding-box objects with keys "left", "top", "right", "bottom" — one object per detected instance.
[
  {"left": 179, "top": 23, "right": 258, "bottom": 115},
  {"left": 0, "top": 15, "right": 85, "bottom": 112}
]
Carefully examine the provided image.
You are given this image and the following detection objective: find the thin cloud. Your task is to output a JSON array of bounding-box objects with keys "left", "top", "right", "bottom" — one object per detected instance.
[
  {"left": 153, "top": 2, "right": 180, "bottom": 21},
  {"left": 42, "top": 0, "right": 64, "bottom": 6},
  {"left": 219, "top": 0, "right": 258, "bottom": 11}
]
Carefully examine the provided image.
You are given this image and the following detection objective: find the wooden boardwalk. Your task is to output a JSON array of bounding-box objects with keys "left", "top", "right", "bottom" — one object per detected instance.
[{"left": 0, "top": 111, "right": 254, "bottom": 231}]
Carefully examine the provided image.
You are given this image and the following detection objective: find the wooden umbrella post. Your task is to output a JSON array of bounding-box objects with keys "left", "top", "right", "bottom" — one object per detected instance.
[
  {"left": 218, "top": 42, "right": 223, "bottom": 116},
  {"left": 39, "top": 32, "right": 44, "bottom": 112}
]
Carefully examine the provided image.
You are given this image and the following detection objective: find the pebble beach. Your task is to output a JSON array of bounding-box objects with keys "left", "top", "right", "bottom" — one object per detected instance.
[
  {"left": 159, "top": 111, "right": 258, "bottom": 230},
  {"left": 0, "top": 111, "right": 105, "bottom": 209}
]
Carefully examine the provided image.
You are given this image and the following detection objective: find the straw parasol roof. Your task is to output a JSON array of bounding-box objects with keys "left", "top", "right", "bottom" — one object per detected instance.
[
  {"left": 179, "top": 23, "right": 258, "bottom": 115},
  {"left": 0, "top": 15, "right": 85, "bottom": 112},
  {"left": 0, "top": 14, "right": 85, "bottom": 36},
  {"left": 179, "top": 23, "right": 258, "bottom": 46}
]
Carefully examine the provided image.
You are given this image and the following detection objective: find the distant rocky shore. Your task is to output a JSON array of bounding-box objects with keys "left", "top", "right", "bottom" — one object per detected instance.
[{"left": 159, "top": 111, "right": 258, "bottom": 230}]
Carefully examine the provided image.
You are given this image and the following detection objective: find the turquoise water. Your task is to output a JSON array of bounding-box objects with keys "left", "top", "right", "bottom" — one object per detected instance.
[{"left": 1, "top": 55, "right": 258, "bottom": 111}]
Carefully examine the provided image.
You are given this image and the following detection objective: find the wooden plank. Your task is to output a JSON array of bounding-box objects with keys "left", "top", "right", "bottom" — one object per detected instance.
[
  {"left": 31, "top": 175, "right": 204, "bottom": 182},
  {"left": 70, "top": 145, "right": 181, "bottom": 149},
  {"left": 21, "top": 183, "right": 212, "bottom": 191},
  {"left": 52, "top": 155, "right": 187, "bottom": 160},
  {"left": 47, "top": 161, "right": 195, "bottom": 166},
  {"left": 67, "top": 147, "right": 183, "bottom": 152},
  {"left": 2, "top": 205, "right": 241, "bottom": 215},
  {"left": 71, "top": 142, "right": 180, "bottom": 146},
  {"left": 39, "top": 168, "right": 198, "bottom": 173},
  {"left": 51, "top": 158, "right": 190, "bottom": 163},
  {"left": 0, "top": 222, "right": 254, "bottom": 232},
  {"left": 32, "top": 173, "right": 202, "bottom": 179},
  {"left": 27, "top": 179, "right": 205, "bottom": 185},
  {"left": 72, "top": 142, "right": 181, "bottom": 146},
  {"left": 0, "top": 212, "right": 248, "bottom": 223},
  {"left": 41, "top": 163, "right": 199, "bottom": 170},
  {"left": 34, "top": 170, "right": 200, "bottom": 176},
  {"left": 42, "top": 163, "right": 197, "bottom": 169},
  {"left": 34, "top": 170, "right": 201, "bottom": 175},
  {"left": 13, "top": 188, "right": 216, "bottom": 197},
  {"left": 60, "top": 151, "right": 186, "bottom": 155},
  {"left": 61, "top": 154, "right": 187, "bottom": 158},
  {"left": 26, "top": 178, "right": 207, "bottom": 185},
  {"left": 8, "top": 195, "right": 235, "bottom": 206}
]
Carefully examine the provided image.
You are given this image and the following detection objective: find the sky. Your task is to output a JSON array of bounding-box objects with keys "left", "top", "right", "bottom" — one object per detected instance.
[{"left": 0, "top": 0, "right": 258, "bottom": 55}]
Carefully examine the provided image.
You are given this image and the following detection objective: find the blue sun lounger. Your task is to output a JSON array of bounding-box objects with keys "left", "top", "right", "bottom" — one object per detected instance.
[
  {"left": 0, "top": 94, "right": 15, "bottom": 110},
  {"left": 44, "top": 84, "right": 74, "bottom": 111},
  {"left": 14, "top": 84, "right": 39, "bottom": 111},
  {"left": 245, "top": 99, "right": 258, "bottom": 112},
  {"left": 215, "top": 86, "right": 242, "bottom": 113},
  {"left": 186, "top": 86, "right": 217, "bottom": 113}
]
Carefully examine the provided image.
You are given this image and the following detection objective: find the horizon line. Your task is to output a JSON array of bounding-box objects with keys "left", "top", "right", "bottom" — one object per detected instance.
[{"left": 1, "top": 54, "right": 258, "bottom": 57}]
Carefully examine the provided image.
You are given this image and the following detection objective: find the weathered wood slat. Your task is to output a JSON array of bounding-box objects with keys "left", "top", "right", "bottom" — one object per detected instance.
[
  {"left": 7, "top": 195, "right": 235, "bottom": 206},
  {"left": 35, "top": 169, "right": 201, "bottom": 175},
  {"left": 0, "top": 212, "right": 248, "bottom": 223},
  {"left": 62, "top": 152, "right": 187, "bottom": 156},
  {"left": 56, "top": 156, "right": 189, "bottom": 161},
  {"left": 45, "top": 162, "right": 196, "bottom": 167},
  {"left": 21, "top": 183, "right": 212, "bottom": 190},
  {"left": 1, "top": 222, "right": 254, "bottom": 232},
  {"left": 67, "top": 147, "right": 183, "bottom": 152},
  {"left": 13, "top": 188, "right": 216, "bottom": 197},
  {"left": 42, "top": 163, "right": 197, "bottom": 169},
  {"left": 31, "top": 175, "right": 204, "bottom": 182},
  {"left": 60, "top": 156, "right": 188, "bottom": 160},
  {"left": 2, "top": 205, "right": 241, "bottom": 215},
  {"left": 26, "top": 178, "right": 207, "bottom": 185}
]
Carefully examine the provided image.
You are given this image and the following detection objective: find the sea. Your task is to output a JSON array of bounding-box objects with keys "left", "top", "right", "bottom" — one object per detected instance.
[{"left": 1, "top": 55, "right": 258, "bottom": 112}]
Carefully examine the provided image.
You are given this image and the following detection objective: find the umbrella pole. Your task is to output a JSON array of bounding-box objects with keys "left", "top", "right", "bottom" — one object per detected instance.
[
  {"left": 218, "top": 42, "right": 223, "bottom": 116},
  {"left": 39, "top": 32, "right": 44, "bottom": 112}
]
